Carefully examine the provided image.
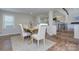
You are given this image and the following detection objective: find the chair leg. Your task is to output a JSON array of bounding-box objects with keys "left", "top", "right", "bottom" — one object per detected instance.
[
  {"left": 21, "top": 35, "right": 24, "bottom": 40},
  {"left": 37, "top": 40, "right": 39, "bottom": 47},
  {"left": 22, "top": 37, "right": 24, "bottom": 40},
  {"left": 31, "top": 37, "right": 33, "bottom": 45},
  {"left": 43, "top": 39, "right": 45, "bottom": 47}
]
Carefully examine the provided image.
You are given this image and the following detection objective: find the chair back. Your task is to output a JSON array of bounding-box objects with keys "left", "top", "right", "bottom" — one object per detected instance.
[
  {"left": 19, "top": 24, "right": 24, "bottom": 36},
  {"left": 37, "top": 24, "right": 48, "bottom": 39}
]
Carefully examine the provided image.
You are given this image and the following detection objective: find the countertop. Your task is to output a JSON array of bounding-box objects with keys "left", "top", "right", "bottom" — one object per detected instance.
[{"left": 0, "top": 27, "right": 21, "bottom": 37}]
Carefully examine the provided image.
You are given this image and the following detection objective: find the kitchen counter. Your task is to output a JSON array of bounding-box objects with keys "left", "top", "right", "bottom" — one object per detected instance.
[
  {"left": 0, "top": 27, "right": 21, "bottom": 37},
  {"left": 0, "top": 31, "right": 20, "bottom": 37},
  {"left": 74, "top": 24, "right": 79, "bottom": 39}
]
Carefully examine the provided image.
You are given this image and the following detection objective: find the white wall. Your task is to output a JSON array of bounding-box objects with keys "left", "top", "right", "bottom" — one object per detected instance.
[
  {"left": 65, "top": 16, "right": 79, "bottom": 24},
  {"left": 70, "top": 17, "right": 79, "bottom": 22},
  {"left": 0, "top": 11, "right": 3, "bottom": 31},
  {"left": 0, "top": 10, "right": 34, "bottom": 31}
]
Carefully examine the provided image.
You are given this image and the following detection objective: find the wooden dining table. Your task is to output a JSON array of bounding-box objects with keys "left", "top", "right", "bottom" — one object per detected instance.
[
  {"left": 24, "top": 26, "right": 38, "bottom": 44},
  {"left": 24, "top": 26, "right": 38, "bottom": 33}
]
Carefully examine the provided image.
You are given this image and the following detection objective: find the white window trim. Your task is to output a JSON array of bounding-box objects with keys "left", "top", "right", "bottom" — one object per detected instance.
[{"left": 3, "top": 14, "right": 15, "bottom": 29}]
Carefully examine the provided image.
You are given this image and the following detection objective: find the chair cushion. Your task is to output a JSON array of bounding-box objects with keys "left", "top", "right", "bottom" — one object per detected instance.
[
  {"left": 32, "top": 34, "right": 37, "bottom": 39},
  {"left": 23, "top": 32, "right": 31, "bottom": 37},
  {"left": 32, "top": 34, "right": 41, "bottom": 40}
]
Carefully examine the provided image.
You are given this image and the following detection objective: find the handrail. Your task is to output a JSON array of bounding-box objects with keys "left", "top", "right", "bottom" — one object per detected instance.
[{"left": 62, "top": 8, "right": 69, "bottom": 15}]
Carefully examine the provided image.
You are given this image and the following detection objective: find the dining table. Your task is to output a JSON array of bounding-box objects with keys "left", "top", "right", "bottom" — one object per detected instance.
[
  {"left": 24, "top": 26, "right": 38, "bottom": 44},
  {"left": 24, "top": 26, "right": 38, "bottom": 33}
]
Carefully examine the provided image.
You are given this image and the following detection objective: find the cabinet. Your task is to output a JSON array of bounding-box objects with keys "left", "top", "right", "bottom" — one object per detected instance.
[{"left": 74, "top": 24, "right": 79, "bottom": 39}]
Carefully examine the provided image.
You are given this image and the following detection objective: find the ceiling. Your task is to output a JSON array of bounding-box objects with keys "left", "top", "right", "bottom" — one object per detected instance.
[
  {"left": 0, "top": 8, "right": 52, "bottom": 15},
  {"left": 66, "top": 8, "right": 79, "bottom": 17},
  {"left": 0, "top": 8, "right": 79, "bottom": 18},
  {"left": 0, "top": 8, "right": 68, "bottom": 18}
]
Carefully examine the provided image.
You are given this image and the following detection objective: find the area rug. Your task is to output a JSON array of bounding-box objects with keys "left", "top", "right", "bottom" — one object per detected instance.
[{"left": 11, "top": 36, "right": 56, "bottom": 51}]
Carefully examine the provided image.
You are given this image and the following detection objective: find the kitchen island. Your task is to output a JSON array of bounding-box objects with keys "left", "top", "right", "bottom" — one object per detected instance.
[{"left": 74, "top": 24, "right": 79, "bottom": 39}]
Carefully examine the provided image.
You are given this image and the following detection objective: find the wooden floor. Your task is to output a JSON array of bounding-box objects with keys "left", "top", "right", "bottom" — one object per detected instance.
[
  {"left": 0, "top": 30, "right": 79, "bottom": 51},
  {"left": 48, "top": 30, "right": 79, "bottom": 51},
  {"left": 0, "top": 37, "right": 12, "bottom": 51}
]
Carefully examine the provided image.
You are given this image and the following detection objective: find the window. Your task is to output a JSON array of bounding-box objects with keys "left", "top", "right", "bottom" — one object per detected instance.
[
  {"left": 40, "top": 17, "right": 48, "bottom": 24},
  {"left": 3, "top": 15, "right": 15, "bottom": 29}
]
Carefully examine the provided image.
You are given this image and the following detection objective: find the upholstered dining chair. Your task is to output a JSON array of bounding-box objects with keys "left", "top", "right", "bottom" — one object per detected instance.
[
  {"left": 19, "top": 24, "right": 31, "bottom": 40},
  {"left": 31, "top": 24, "right": 48, "bottom": 47}
]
